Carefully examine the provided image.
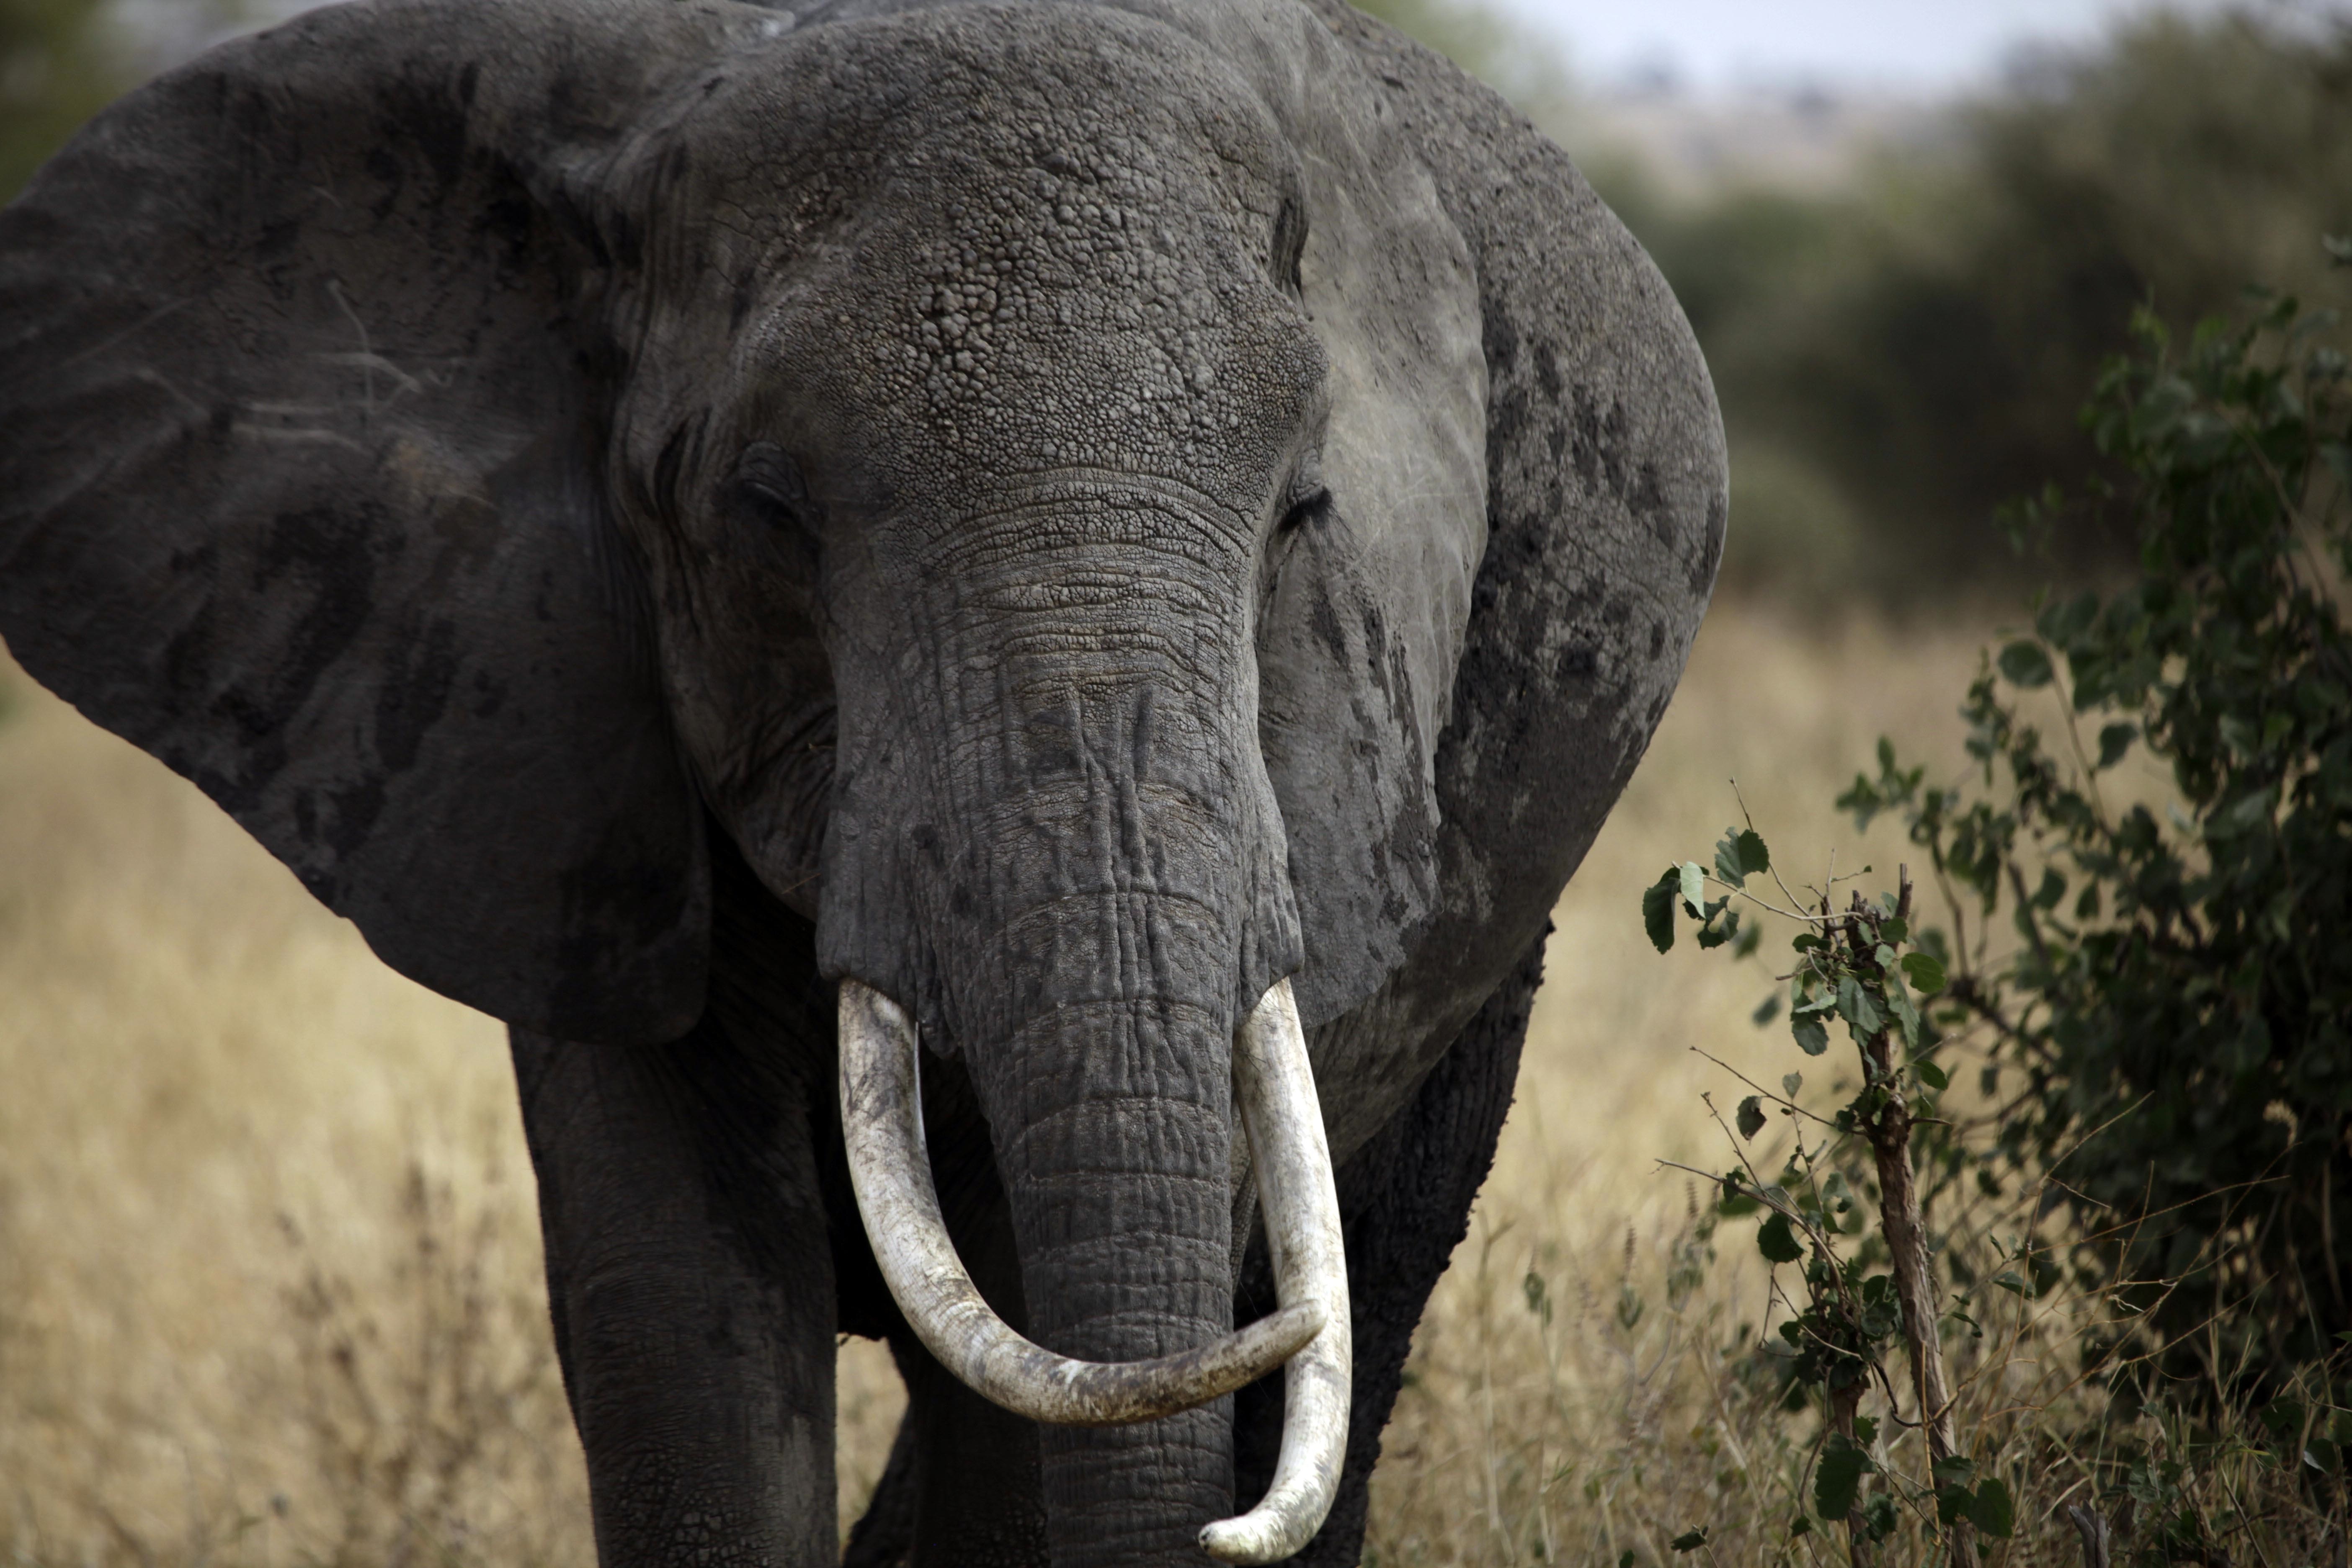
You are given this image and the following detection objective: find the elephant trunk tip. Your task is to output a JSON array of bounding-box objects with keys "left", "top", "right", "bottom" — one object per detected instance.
[
  {"left": 836, "top": 977, "right": 1328, "bottom": 1424},
  {"left": 836, "top": 974, "right": 1353, "bottom": 1550}
]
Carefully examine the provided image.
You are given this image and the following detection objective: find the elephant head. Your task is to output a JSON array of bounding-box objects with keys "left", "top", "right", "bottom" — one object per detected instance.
[{"left": 0, "top": 0, "right": 1721, "bottom": 1560}]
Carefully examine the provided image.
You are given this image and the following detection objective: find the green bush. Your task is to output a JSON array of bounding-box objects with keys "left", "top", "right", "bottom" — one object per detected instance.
[
  {"left": 1842, "top": 271, "right": 2352, "bottom": 1396},
  {"left": 1589, "top": 9, "right": 2352, "bottom": 595},
  {"left": 0, "top": 0, "right": 128, "bottom": 203}
]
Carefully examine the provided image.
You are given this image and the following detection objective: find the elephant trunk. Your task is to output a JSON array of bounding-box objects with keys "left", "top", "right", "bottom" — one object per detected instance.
[
  {"left": 840, "top": 974, "right": 1350, "bottom": 1563},
  {"left": 840, "top": 978, "right": 1326, "bottom": 1421},
  {"left": 820, "top": 496, "right": 1341, "bottom": 1562},
  {"left": 1000, "top": 931, "right": 1244, "bottom": 1567}
]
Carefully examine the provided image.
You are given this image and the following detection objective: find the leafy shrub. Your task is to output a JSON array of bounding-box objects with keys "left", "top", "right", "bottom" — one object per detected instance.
[
  {"left": 1, "top": 0, "right": 130, "bottom": 203},
  {"left": 1648, "top": 835, "right": 2011, "bottom": 1565},
  {"left": 1594, "top": 9, "right": 2352, "bottom": 595},
  {"left": 1839, "top": 271, "right": 2352, "bottom": 1398}
]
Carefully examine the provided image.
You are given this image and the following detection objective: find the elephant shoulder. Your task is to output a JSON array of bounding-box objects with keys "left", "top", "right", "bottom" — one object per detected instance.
[{"left": 1296, "top": 0, "right": 1728, "bottom": 1041}]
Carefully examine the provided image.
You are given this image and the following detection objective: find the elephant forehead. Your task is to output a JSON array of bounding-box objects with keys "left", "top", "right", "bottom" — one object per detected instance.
[
  {"left": 723, "top": 2, "right": 1300, "bottom": 188},
  {"left": 672, "top": 6, "right": 1325, "bottom": 490},
  {"left": 770, "top": 211, "right": 1320, "bottom": 483},
  {"left": 679, "top": 3, "right": 1304, "bottom": 290}
]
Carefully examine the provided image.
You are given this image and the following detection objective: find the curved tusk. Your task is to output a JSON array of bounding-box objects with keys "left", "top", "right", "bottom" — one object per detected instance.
[
  {"left": 1199, "top": 977, "right": 1353, "bottom": 1564},
  {"left": 838, "top": 977, "right": 1324, "bottom": 1426}
]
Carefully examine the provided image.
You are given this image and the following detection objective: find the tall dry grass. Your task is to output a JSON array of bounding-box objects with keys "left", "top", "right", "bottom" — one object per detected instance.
[
  {"left": 0, "top": 601, "right": 2062, "bottom": 1565},
  {"left": 1363, "top": 603, "right": 2005, "bottom": 1567}
]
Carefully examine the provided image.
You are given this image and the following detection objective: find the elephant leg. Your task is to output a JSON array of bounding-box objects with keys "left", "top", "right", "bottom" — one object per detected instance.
[
  {"left": 842, "top": 1339, "right": 1048, "bottom": 1568},
  {"left": 1234, "top": 929, "right": 1549, "bottom": 1565},
  {"left": 869, "top": 1334, "right": 1049, "bottom": 1568},
  {"left": 512, "top": 1018, "right": 837, "bottom": 1568}
]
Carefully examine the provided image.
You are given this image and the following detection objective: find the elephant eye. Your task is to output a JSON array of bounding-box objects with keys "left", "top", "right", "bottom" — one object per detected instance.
[
  {"left": 1271, "top": 197, "right": 1307, "bottom": 297},
  {"left": 1277, "top": 452, "right": 1330, "bottom": 535},
  {"left": 731, "top": 442, "right": 825, "bottom": 547},
  {"left": 1278, "top": 487, "right": 1331, "bottom": 535}
]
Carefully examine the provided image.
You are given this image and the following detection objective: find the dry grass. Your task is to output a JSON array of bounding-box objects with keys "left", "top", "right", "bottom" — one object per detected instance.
[
  {"left": 1364, "top": 602, "right": 2007, "bottom": 1568},
  {"left": 0, "top": 600, "right": 2055, "bottom": 1565}
]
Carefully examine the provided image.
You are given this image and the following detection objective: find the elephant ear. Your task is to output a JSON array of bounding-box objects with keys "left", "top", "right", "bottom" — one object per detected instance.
[
  {"left": 1118, "top": 0, "right": 1489, "bottom": 1026},
  {"left": 0, "top": 0, "right": 783, "bottom": 1042}
]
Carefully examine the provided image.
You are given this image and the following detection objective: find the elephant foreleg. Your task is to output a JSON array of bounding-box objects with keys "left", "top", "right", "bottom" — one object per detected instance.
[
  {"left": 1233, "top": 930, "right": 1547, "bottom": 1565},
  {"left": 511, "top": 1021, "right": 838, "bottom": 1568},
  {"left": 842, "top": 1336, "right": 1049, "bottom": 1568}
]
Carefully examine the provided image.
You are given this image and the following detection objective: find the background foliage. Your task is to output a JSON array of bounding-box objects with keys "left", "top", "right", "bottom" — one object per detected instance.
[
  {"left": 1841, "top": 288, "right": 2352, "bottom": 1398},
  {"left": 1612, "top": 12, "right": 2352, "bottom": 596},
  {"left": 0, "top": 0, "right": 124, "bottom": 199},
  {"left": 1352, "top": 0, "right": 2352, "bottom": 598}
]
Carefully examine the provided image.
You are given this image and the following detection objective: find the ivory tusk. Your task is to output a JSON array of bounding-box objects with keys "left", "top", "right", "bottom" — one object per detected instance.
[
  {"left": 837, "top": 977, "right": 1324, "bottom": 1426},
  {"left": 1199, "top": 977, "right": 1353, "bottom": 1564}
]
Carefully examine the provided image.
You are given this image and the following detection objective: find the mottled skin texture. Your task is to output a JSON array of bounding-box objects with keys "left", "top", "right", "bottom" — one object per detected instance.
[{"left": 0, "top": 0, "right": 1723, "bottom": 1563}]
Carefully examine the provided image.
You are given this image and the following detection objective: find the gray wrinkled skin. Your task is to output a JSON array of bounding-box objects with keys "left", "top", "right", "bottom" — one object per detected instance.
[{"left": 0, "top": 0, "right": 1723, "bottom": 1562}]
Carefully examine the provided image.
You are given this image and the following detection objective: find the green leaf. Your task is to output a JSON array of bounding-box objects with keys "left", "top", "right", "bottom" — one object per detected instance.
[
  {"left": 1679, "top": 861, "right": 1707, "bottom": 916},
  {"left": 1880, "top": 917, "right": 1908, "bottom": 944},
  {"left": 1757, "top": 1214, "right": 1804, "bottom": 1264},
  {"left": 1669, "top": 1528, "right": 1709, "bottom": 1552},
  {"left": 2097, "top": 722, "right": 2137, "bottom": 768},
  {"left": 1792, "top": 1017, "right": 1829, "bottom": 1056},
  {"left": 1782, "top": 1071, "right": 1803, "bottom": 1098},
  {"left": 1997, "top": 640, "right": 2053, "bottom": 689},
  {"left": 1836, "top": 975, "right": 1883, "bottom": 1036},
  {"left": 1968, "top": 1477, "right": 2015, "bottom": 1539},
  {"left": 1788, "top": 1514, "right": 1813, "bottom": 1539},
  {"left": 1915, "top": 1058, "right": 1950, "bottom": 1091},
  {"left": 1737, "top": 1096, "right": 1767, "bottom": 1139},
  {"left": 1792, "top": 982, "right": 1837, "bottom": 1014},
  {"left": 1899, "top": 952, "right": 1947, "bottom": 995},
  {"left": 1736, "top": 829, "right": 1769, "bottom": 878},
  {"left": 1714, "top": 833, "right": 1749, "bottom": 890},
  {"left": 1751, "top": 993, "right": 1782, "bottom": 1026},
  {"left": 1885, "top": 980, "right": 1922, "bottom": 1047},
  {"left": 2206, "top": 789, "right": 2276, "bottom": 839},
  {"left": 1814, "top": 1437, "right": 1871, "bottom": 1519},
  {"left": 1643, "top": 873, "right": 1679, "bottom": 954}
]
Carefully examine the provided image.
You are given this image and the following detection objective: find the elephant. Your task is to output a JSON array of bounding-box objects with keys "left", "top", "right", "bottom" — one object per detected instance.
[{"left": 0, "top": 0, "right": 1724, "bottom": 1561}]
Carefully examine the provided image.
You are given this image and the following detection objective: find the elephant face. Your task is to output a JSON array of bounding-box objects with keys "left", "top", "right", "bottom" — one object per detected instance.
[
  {"left": 604, "top": 12, "right": 1333, "bottom": 1043},
  {"left": 0, "top": 0, "right": 1491, "bottom": 1039}
]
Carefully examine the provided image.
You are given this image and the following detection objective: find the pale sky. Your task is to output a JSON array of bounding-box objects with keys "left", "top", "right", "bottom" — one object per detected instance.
[{"left": 1484, "top": 0, "right": 2264, "bottom": 94}]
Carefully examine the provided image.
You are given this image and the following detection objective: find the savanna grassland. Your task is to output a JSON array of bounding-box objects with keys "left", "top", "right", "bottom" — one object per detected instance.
[{"left": 0, "top": 602, "right": 2019, "bottom": 1566}]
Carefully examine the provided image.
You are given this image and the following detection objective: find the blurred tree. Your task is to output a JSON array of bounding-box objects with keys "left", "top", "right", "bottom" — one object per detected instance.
[
  {"left": 1347, "top": 0, "right": 1569, "bottom": 106},
  {"left": 1841, "top": 286, "right": 2352, "bottom": 1398},
  {"left": 1, "top": 0, "right": 126, "bottom": 202},
  {"left": 1611, "top": 9, "right": 2352, "bottom": 595}
]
